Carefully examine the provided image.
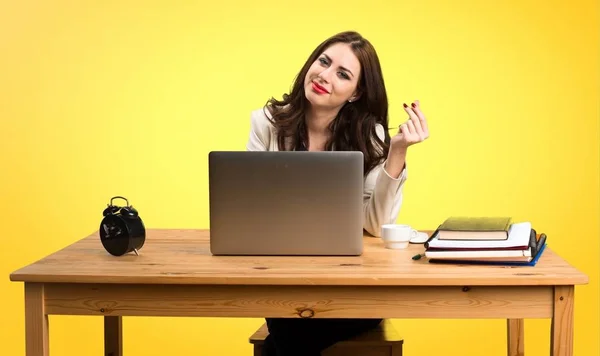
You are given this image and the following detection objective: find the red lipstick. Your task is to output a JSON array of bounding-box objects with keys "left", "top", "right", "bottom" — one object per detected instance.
[{"left": 311, "top": 81, "right": 329, "bottom": 94}]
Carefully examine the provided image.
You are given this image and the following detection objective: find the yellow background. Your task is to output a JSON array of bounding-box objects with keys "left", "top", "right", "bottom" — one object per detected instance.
[{"left": 1, "top": 0, "right": 598, "bottom": 355}]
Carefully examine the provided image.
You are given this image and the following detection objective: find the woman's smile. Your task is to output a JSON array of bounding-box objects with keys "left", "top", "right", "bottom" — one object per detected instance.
[{"left": 311, "top": 81, "right": 329, "bottom": 94}]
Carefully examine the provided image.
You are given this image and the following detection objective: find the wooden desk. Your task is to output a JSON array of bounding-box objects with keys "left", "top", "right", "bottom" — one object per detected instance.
[{"left": 10, "top": 229, "right": 589, "bottom": 356}]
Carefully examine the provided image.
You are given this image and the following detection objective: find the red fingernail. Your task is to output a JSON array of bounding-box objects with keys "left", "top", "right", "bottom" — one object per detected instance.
[
  {"left": 403, "top": 103, "right": 408, "bottom": 108},
  {"left": 411, "top": 103, "right": 416, "bottom": 108}
]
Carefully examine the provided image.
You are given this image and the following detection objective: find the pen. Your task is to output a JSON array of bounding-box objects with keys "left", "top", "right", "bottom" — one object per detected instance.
[{"left": 412, "top": 253, "right": 425, "bottom": 260}]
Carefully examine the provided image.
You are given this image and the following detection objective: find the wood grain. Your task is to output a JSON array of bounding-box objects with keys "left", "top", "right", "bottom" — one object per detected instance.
[
  {"left": 25, "top": 283, "right": 48, "bottom": 356},
  {"left": 104, "top": 316, "right": 122, "bottom": 356},
  {"left": 507, "top": 319, "right": 524, "bottom": 356},
  {"left": 43, "top": 283, "right": 554, "bottom": 319},
  {"left": 551, "top": 285, "right": 574, "bottom": 356},
  {"left": 9, "top": 229, "right": 589, "bottom": 287}
]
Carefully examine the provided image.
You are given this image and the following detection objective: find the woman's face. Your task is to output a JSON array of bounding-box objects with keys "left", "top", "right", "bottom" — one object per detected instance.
[{"left": 304, "top": 42, "right": 361, "bottom": 111}]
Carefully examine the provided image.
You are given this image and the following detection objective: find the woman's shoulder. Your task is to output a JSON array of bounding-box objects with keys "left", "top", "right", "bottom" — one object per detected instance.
[
  {"left": 250, "top": 106, "right": 273, "bottom": 124},
  {"left": 247, "top": 106, "right": 276, "bottom": 151},
  {"left": 249, "top": 106, "right": 276, "bottom": 134}
]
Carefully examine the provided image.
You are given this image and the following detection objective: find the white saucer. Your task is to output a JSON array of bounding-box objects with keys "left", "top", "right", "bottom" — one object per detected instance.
[{"left": 409, "top": 231, "right": 429, "bottom": 243}]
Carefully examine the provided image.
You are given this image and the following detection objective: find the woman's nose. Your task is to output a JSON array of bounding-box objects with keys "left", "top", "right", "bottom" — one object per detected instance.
[{"left": 318, "top": 68, "right": 333, "bottom": 82}]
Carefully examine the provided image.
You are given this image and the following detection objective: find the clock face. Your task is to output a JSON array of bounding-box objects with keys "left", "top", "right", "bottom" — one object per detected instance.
[{"left": 100, "top": 214, "right": 130, "bottom": 256}]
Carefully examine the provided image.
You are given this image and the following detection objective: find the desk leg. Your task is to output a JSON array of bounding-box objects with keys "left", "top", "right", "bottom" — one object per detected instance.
[
  {"left": 104, "top": 316, "right": 123, "bottom": 356},
  {"left": 507, "top": 319, "right": 524, "bottom": 356},
  {"left": 25, "top": 283, "right": 49, "bottom": 356},
  {"left": 551, "top": 286, "right": 574, "bottom": 356}
]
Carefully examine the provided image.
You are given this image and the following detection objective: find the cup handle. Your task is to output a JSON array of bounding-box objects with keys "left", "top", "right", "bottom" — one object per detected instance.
[{"left": 410, "top": 229, "right": 418, "bottom": 239}]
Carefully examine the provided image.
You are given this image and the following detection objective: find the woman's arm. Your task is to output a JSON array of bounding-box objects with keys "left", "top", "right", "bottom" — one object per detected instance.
[
  {"left": 363, "top": 100, "right": 430, "bottom": 237},
  {"left": 362, "top": 125, "right": 408, "bottom": 237}
]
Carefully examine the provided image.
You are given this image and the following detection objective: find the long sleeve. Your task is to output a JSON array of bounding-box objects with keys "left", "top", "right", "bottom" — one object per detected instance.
[{"left": 362, "top": 125, "right": 408, "bottom": 237}]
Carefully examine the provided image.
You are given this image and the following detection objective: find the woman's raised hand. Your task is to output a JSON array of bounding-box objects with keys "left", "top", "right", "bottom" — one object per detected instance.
[{"left": 390, "top": 100, "right": 430, "bottom": 150}]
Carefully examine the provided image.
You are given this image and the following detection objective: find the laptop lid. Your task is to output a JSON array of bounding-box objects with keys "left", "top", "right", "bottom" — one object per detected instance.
[{"left": 208, "top": 151, "right": 364, "bottom": 256}]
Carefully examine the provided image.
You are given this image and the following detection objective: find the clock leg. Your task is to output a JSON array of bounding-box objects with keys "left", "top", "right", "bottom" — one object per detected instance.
[{"left": 104, "top": 316, "right": 123, "bottom": 356}]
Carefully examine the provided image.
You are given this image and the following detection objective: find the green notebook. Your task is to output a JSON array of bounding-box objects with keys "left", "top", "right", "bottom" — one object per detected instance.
[{"left": 436, "top": 216, "right": 512, "bottom": 240}]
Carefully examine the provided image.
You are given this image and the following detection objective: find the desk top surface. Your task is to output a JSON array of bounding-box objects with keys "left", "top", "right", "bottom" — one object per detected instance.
[{"left": 10, "top": 229, "right": 588, "bottom": 286}]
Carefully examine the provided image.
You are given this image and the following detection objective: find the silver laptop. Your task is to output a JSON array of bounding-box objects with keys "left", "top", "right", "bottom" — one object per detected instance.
[{"left": 208, "top": 151, "right": 364, "bottom": 256}]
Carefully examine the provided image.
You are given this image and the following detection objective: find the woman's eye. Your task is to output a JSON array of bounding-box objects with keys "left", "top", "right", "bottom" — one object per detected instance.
[
  {"left": 319, "top": 57, "right": 328, "bottom": 65},
  {"left": 338, "top": 72, "right": 349, "bottom": 80}
]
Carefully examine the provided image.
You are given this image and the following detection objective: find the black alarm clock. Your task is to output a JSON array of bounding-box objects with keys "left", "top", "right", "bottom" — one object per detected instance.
[{"left": 99, "top": 196, "right": 145, "bottom": 256}]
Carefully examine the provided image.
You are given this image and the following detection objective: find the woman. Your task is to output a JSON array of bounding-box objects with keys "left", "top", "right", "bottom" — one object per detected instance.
[{"left": 246, "top": 31, "right": 429, "bottom": 356}]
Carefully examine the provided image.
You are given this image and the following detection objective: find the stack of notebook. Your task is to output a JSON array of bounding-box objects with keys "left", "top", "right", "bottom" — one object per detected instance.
[{"left": 424, "top": 217, "right": 547, "bottom": 266}]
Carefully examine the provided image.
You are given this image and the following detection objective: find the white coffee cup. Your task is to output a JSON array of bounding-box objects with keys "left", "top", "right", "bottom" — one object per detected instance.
[{"left": 381, "top": 224, "right": 418, "bottom": 249}]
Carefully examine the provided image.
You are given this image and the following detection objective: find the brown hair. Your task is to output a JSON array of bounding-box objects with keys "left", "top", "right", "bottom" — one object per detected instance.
[{"left": 263, "top": 31, "right": 391, "bottom": 175}]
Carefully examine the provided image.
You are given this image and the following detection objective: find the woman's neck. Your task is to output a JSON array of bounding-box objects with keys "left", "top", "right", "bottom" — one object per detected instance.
[
  {"left": 304, "top": 106, "right": 339, "bottom": 151},
  {"left": 305, "top": 106, "right": 338, "bottom": 136}
]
